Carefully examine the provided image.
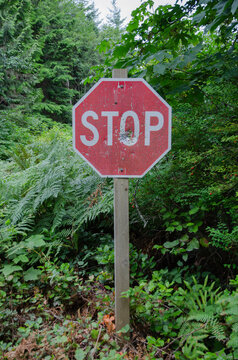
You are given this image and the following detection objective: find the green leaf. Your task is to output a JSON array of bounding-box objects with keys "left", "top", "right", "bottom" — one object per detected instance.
[
  {"left": 187, "top": 238, "right": 200, "bottom": 251},
  {"left": 193, "top": 11, "right": 206, "bottom": 24},
  {"left": 117, "top": 324, "right": 130, "bottom": 334},
  {"left": 154, "top": 50, "right": 168, "bottom": 61},
  {"left": 127, "top": 18, "right": 139, "bottom": 32},
  {"left": 153, "top": 245, "right": 163, "bottom": 250},
  {"left": 25, "top": 235, "right": 46, "bottom": 249},
  {"left": 148, "top": 281, "right": 156, "bottom": 292},
  {"left": 153, "top": 63, "right": 166, "bottom": 75},
  {"left": 231, "top": 0, "right": 238, "bottom": 15},
  {"left": 98, "top": 39, "right": 111, "bottom": 53},
  {"left": 189, "top": 207, "right": 199, "bottom": 215},
  {"left": 1, "top": 264, "right": 22, "bottom": 276},
  {"left": 164, "top": 240, "right": 179, "bottom": 248},
  {"left": 24, "top": 268, "right": 41, "bottom": 281},
  {"left": 91, "top": 329, "right": 99, "bottom": 340},
  {"left": 57, "top": 335, "right": 68, "bottom": 343},
  {"left": 75, "top": 349, "right": 86, "bottom": 360},
  {"left": 182, "top": 253, "right": 188, "bottom": 262},
  {"left": 52, "top": 335, "right": 68, "bottom": 345},
  {"left": 200, "top": 237, "right": 209, "bottom": 248},
  {"left": 103, "top": 333, "right": 110, "bottom": 341},
  {"left": 13, "top": 255, "right": 29, "bottom": 264},
  {"left": 181, "top": 234, "right": 189, "bottom": 242},
  {"left": 189, "top": 224, "right": 199, "bottom": 233},
  {"left": 166, "top": 226, "right": 175, "bottom": 232},
  {"left": 113, "top": 44, "right": 129, "bottom": 58}
]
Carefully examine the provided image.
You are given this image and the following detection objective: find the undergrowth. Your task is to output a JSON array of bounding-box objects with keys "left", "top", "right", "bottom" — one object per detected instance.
[
  {"left": 1, "top": 253, "right": 238, "bottom": 359},
  {"left": 0, "top": 82, "right": 237, "bottom": 359}
]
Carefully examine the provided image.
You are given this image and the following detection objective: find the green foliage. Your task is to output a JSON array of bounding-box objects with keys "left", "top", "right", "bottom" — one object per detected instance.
[
  {"left": 207, "top": 223, "right": 238, "bottom": 250},
  {"left": 92, "top": 0, "right": 238, "bottom": 103},
  {"left": 0, "top": 0, "right": 38, "bottom": 108},
  {"left": 0, "top": 128, "right": 116, "bottom": 290},
  {"left": 0, "top": 0, "right": 102, "bottom": 124},
  {"left": 126, "top": 81, "right": 237, "bottom": 273},
  {"left": 125, "top": 270, "right": 238, "bottom": 359},
  {"left": 92, "top": 241, "right": 156, "bottom": 285},
  {"left": 31, "top": 0, "right": 101, "bottom": 122},
  {"left": 0, "top": 258, "right": 127, "bottom": 359}
]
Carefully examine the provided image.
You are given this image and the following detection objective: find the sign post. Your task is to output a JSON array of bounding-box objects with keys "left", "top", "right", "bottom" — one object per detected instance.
[
  {"left": 112, "top": 69, "right": 129, "bottom": 332},
  {"left": 72, "top": 71, "right": 172, "bottom": 332}
]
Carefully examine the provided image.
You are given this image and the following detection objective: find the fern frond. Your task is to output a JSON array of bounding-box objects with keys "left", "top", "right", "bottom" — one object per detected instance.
[
  {"left": 227, "top": 332, "right": 238, "bottom": 348},
  {"left": 225, "top": 306, "right": 238, "bottom": 316},
  {"left": 209, "top": 319, "right": 225, "bottom": 341},
  {"left": 51, "top": 206, "right": 67, "bottom": 233},
  {"left": 188, "top": 310, "right": 225, "bottom": 341},
  {"left": 232, "top": 323, "right": 238, "bottom": 332},
  {"left": 182, "top": 334, "right": 208, "bottom": 360},
  {"left": 188, "top": 311, "right": 214, "bottom": 323}
]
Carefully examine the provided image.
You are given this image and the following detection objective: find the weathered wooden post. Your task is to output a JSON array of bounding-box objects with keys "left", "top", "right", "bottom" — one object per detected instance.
[{"left": 113, "top": 67, "right": 130, "bottom": 333}]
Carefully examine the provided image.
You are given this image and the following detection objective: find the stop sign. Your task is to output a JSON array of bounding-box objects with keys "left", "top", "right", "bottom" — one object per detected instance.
[{"left": 73, "top": 78, "right": 171, "bottom": 177}]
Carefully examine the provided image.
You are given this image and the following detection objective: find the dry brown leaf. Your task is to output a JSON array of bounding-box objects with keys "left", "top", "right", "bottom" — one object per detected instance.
[
  {"left": 5, "top": 334, "right": 37, "bottom": 359},
  {"left": 102, "top": 314, "right": 116, "bottom": 333}
]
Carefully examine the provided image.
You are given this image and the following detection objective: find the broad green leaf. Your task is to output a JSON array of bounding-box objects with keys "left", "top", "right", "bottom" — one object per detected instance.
[
  {"left": 13, "top": 255, "right": 29, "bottom": 264},
  {"left": 147, "top": 335, "right": 164, "bottom": 347},
  {"left": 181, "top": 234, "right": 189, "bottom": 242},
  {"left": 118, "top": 324, "right": 130, "bottom": 334},
  {"left": 231, "top": 0, "right": 238, "bottom": 14},
  {"left": 193, "top": 11, "right": 206, "bottom": 24},
  {"left": 148, "top": 281, "right": 156, "bottom": 292},
  {"left": 103, "top": 333, "right": 110, "bottom": 341},
  {"left": 153, "top": 63, "right": 166, "bottom": 75},
  {"left": 182, "top": 253, "right": 188, "bottom": 262},
  {"left": 164, "top": 240, "right": 179, "bottom": 249},
  {"left": 189, "top": 207, "right": 199, "bottom": 215},
  {"left": 98, "top": 39, "right": 111, "bottom": 53},
  {"left": 25, "top": 235, "right": 46, "bottom": 249},
  {"left": 189, "top": 224, "right": 199, "bottom": 233},
  {"left": 75, "top": 349, "right": 86, "bottom": 360},
  {"left": 54, "top": 335, "right": 68, "bottom": 344},
  {"left": 113, "top": 44, "right": 129, "bottom": 58},
  {"left": 187, "top": 238, "right": 200, "bottom": 251},
  {"left": 166, "top": 226, "right": 175, "bottom": 232},
  {"left": 24, "top": 268, "right": 41, "bottom": 281},
  {"left": 153, "top": 245, "right": 163, "bottom": 250},
  {"left": 127, "top": 18, "right": 139, "bottom": 32},
  {"left": 91, "top": 329, "right": 99, "bottom": 340},
  {"left": 154, "top": 50, "right": 168, "bottom": 61},
  {"left": 2, "top": 264, "right": 22, "bottom": 276}
]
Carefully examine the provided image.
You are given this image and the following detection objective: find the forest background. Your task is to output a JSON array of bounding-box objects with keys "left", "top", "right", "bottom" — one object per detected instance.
[{"left": 0, "top": 0, "right": 237, "bottom": 359}]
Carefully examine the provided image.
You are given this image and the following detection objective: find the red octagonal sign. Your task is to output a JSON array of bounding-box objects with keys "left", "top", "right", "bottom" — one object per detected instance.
[{"left": 73, "top": 78, "right": 172, "bottom": 177}]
